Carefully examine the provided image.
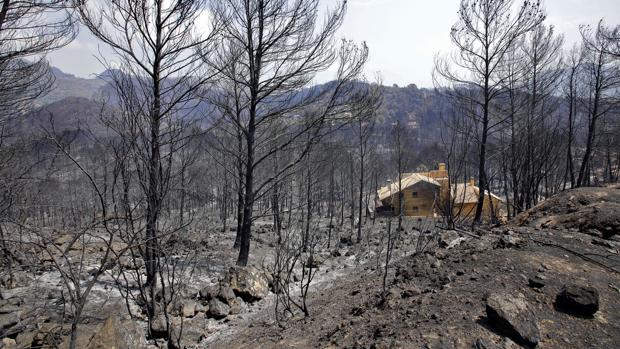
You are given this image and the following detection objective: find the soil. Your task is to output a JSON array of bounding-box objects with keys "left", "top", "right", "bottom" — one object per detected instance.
[
  {"left": 207, "top": 226, "right": 620, "bottom": 349},
  {"left": 2, "top": 186, "right": 620, "bottom": 348}
]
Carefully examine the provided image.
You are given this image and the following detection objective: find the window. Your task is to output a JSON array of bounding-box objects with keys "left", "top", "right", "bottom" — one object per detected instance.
[{"left": 412, "top": 191, "right": 418, "bottom": 197}]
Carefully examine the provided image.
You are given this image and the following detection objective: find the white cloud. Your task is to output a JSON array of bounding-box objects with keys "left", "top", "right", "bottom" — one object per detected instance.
[{"left": 48, "top": 0, "right": 620, "bottom": 86}]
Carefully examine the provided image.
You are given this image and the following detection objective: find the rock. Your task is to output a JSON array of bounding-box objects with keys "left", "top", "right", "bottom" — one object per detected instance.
[
  {"left": 340, "top": 236, "right": 354, "bottom": 246},
  {"left": 15, "top": 330, "right": 36, "bottom": 348},
  {"left": 495, "top": 235, "right": 526, "bottom": 249},
  {"left": 0, "top": 312, "right": 20, "bottom": 337},
  {"left": 351, "top": 306, "right": 365, "bottom": 316},
  {"left": 591, "top": 238, "right": 614, "bottom": 248},
  {"left": 555, "top": 284, "right": 599, "bottom": 317},
  {"left": 226, "top": 266, "right": 269, "bottom": 302},
  {"left": 485, "top": 292, "right": 540, "bottom": 347},
  {"left": 331, "top": 250, "right": 341, "bottom": 257},
  {"left": 306, "top": 254, "right": 325, "bottom": 268},
  {"left": 474, "top": 338, "right": 495, "bottom": 349},
  {"left": 207, "top": 299, "right": 229, "bottom": 319},
  {"left": 118, "top": 256, "right": 144, "bottom": 270},
  {"left": 2, "top": 337, "right": 16, "bottom": 347},
  {"left": 195, "top": 303, "right": 208, "bottom": 314},
  {"left": 218, "top": 285, "right": 236, "bottom": 304},
  {"left": 169, "top": 313, "right": 205, "bottom": 349},
  {"left": 199, "top": 285, "right": 218, "bottom": 300},
  {"left": 0, "top": 303, "right": 20, "bottom": 315},
  {"left": 528, "top": 275, "right": 546, "bottom": 288},
  {"left": 426, "top": 254, "right": 441, "bottom": 269},
  {"left": 87, "top": 316, "right": 147, "bottom": 349},
  {"left": 181, "top": 301, "right": 197, "bottom": 318},
  {"left": 401, "top": 285, "right": 421, "bottom": 298},
  {"left": 54, "top": 234, "right": 74, "bottom": 246},
  {"left": 438, "top": 231, "right": 467, "bottom": 250},
  {"left": 150, "top": 315, "right": 168, "bottom": 338},
  {"left": 228, "top": 297, "right": 247, "bottom": 315}
]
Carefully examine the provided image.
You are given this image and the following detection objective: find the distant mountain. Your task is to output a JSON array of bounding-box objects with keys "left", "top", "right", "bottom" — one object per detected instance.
[
  {"left": 36, "top": 68, "right": 107, "bottom": 106},
  {"left": 21, "top": 97, "right": 111, "bottom": 141},
  {"left": 34, "top": 67, "right": 451, "bottom": 147},
  {"left": 376, "top": 83, "right": 451, "bottom": 144}
]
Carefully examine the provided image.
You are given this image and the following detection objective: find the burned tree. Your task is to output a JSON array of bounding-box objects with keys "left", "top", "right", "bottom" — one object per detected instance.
[
  {"left": 207, "top": 0, "right": 369, "bottom": 266},
  {"left": 434, "top": 0, "right": 545, "bottom": 224},
  {"left": 76, "top": 0, "right": 219, "bottom": 336},
  {"left": 0, "top": 0, "right": 76, "bottom": 118},
  {"left": 353, "top": 78, "right": 383, "bottom": 243},
  {"left": 576, "top": 21, "right": 620, "bottom": 187}
]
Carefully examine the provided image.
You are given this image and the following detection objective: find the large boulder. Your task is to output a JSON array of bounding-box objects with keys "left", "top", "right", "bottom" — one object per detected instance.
[
  {"left": 555, "top": 284, "right": 599, "bottom": 317},
  {"left": 485, "top": 292, "right": 540, "bottom": 347},
  {"left": 225, "top": 266, "right": 269, "bottom": 302},
  {"left": 87, "top": 316, "right": 148, "bottom": 349}
]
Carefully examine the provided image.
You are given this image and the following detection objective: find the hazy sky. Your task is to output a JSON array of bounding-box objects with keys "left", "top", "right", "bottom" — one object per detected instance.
[{"left": 48, "top": 0, "right": 620, "bottom": 87}]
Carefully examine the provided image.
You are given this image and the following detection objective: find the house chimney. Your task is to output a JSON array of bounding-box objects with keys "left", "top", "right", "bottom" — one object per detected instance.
[
  {"left": 438, "top": 163, "right": 446, "bottom": 171},
  {"left": 468, "top": 178, "right": 476, "bottom": 187}
]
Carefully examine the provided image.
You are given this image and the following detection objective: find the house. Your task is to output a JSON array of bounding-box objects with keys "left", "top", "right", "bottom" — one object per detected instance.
[
  {"left": 376, "top": 173, "right": 441, "bottom": 217},
  {"left": 450, "top": 179, "right": 504, "bottom": 219},
  {"left": 376, "top": 163, "right": 504, "bottom": 220}
]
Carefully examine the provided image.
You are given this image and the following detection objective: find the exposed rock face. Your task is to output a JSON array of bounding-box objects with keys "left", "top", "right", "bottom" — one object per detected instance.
[
  {"left": 208, "top": 299, "right": 230, "bottom": 319},
  {"left": 87, "top": 315, "right": 147, "bottom": 349},
  {"left": 515, "top": 185, "right": 620, "bottom": 239},
  {"left": 555, "top": 284, "right": 599, "bottom": 317},
  {"left": 485, "top": 292, "right": 540, "bottom": 347},
  {"left": 226, "top": 266, "right": 269, "bottom": 302}
]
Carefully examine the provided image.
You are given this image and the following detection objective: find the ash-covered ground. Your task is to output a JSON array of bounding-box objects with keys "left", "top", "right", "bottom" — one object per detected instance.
[{"left": 1, "top": 185, "right": 619, "bottom": 349}]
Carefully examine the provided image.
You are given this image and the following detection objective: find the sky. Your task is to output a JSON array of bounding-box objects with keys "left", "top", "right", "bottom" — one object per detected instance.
[{"left": 48, "top": 0, "right": 620, "bottom": 88}]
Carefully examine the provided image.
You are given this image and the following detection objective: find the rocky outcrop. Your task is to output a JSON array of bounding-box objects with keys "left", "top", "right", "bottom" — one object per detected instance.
[
  {"left": 485, "top": 292, "right": 540, "bottom": 347},
  {"left": 515, "top": 185, "right": 620, "bottom": 239}
]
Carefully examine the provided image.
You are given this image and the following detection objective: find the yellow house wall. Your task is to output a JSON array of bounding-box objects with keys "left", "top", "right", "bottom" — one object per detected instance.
[
  {"left": 453, "top": 197, "right": 503, "bottom": 220},
  {"left": 392, "top": 182, "right": 438, "bottom": 217}
]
